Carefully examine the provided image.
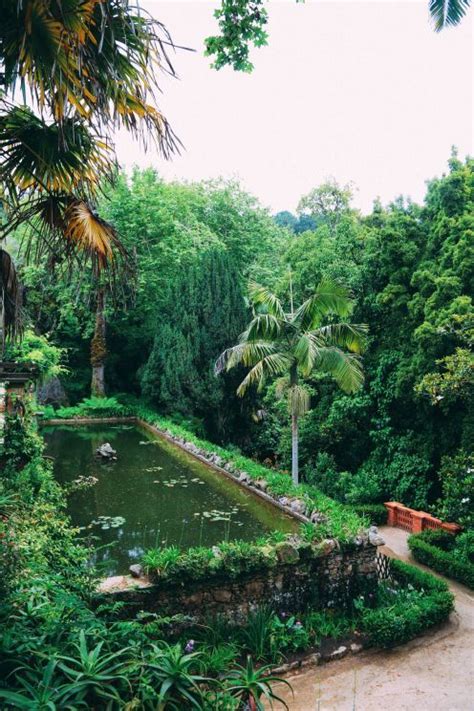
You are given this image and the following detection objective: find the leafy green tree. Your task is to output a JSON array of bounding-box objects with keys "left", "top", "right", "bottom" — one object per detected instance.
[
  {"left": 297, "top": 180, "right": 355, "bottom": 236},
  {"left": 217, "top": 280, "right": 366, "bottom": 484}
]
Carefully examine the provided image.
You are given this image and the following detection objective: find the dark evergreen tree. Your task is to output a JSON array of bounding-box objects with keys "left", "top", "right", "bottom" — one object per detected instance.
[{"left": 141, "top": 249, "right": 249, "bottom": 442}]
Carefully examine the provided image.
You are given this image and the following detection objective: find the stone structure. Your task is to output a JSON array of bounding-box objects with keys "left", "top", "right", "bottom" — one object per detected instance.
[
  {"left": 0, "top": 361, "right": 38, "bottom": 448},
  {"left": 101, "top": 539, "right": 378, "bottom": 623}
]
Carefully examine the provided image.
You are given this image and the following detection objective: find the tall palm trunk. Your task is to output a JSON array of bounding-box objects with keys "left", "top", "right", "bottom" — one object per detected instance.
[
  {"left": 290, "top": 361, "right": 299, "bottom": 485},
  {"left": 291, "top": 412, "right": 299, "bottom": 485},
  {"left": 91, "top": 286, "right": 106, "bottom": 398}
]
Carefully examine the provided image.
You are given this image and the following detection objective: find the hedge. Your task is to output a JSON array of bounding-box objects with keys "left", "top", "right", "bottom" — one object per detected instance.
[
  {"left": 408, "top": 530, "right": 474, "bottom": 590},
  {"left": 361, "top": 558, "right": 454, "bottom": 648}
]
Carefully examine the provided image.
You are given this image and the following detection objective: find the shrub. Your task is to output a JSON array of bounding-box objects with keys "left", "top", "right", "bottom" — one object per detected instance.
[
  {"left": 408, "top": 530, "right": 474, "bottom": 589},
  {"left": 143, "top": 538, "right": 278, "bottom": 585},
  {"left": 436, "top": 451, "right": 474, "bottom": 528},
  {"left": 360, "top": 558, "right": 454, "bottom": 648},
  {"left": 43, "top": 396, "right": 131, "bottom": 420},
  {"left": 346, "top": 503, "right": 387, "bottom": 526}
]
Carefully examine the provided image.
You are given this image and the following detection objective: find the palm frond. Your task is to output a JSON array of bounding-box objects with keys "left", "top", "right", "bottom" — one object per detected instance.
[
  {"left": 294, "top": 332, "right": 321, "bottom": 376},
  {"left": 429, "top": 0, "right": 470, "bottom": 30},
  {"left": 236, "top": 353, "right": 293, "bottom": 396},
  {"left": 248, "top": 281, "right": 285, "bottom": 319},
  {"left": 294, "top": 280, "right": 354, "bottom": 331},
  {"left": 315, "top": 347, "right": 364, "bottom": 394},
  {"left": 246, "top": 313, "right": 283, "bottom": 341},
  {"left": 215, "top": 341, "right": 279, "bottom": 374},
  {"left": 0, "top": 105, "right": 114, "bottom": 201},
  {"left": 2, "top": 195, "right": 128, "bottom": 277},
  {"left": 0, "top": 0, "right": 182, "bottom": 153},
  {"left": 62, "top": 200, "right": 125, "bottom": 271},
  {"left": 316, "top": 322, "right": 368, "bottom": 354}
]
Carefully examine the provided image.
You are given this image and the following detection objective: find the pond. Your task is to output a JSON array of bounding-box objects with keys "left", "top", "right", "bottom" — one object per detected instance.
[{"left": 43, "top": 423, "right": 297, "bottom": 575}]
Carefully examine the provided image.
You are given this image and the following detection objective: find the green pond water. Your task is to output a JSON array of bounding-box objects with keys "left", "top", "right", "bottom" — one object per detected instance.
[{"left": 43, "top": 423, "right": 297, "bottom": 575}]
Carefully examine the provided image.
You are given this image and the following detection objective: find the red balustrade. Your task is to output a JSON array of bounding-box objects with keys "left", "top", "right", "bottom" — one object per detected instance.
[{"left": 384, "top": 502, "right": 461, "bottom": 535}]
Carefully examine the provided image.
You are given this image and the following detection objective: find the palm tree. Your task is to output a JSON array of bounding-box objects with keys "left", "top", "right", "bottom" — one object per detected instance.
[
  {"left": 216, "top": 280, "right": 367, "bottom": 485},
  {"left": 0, "top": 1, "right": 180, "bottom": 341}
]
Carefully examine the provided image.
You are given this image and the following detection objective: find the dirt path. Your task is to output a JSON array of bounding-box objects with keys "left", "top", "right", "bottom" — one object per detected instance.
[{"left": 269, "top": 526, "right": 474, "bottom": 711}]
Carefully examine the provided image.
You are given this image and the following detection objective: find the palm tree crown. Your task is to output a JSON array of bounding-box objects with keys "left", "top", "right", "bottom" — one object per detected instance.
[{"left": 217, "top": 279, "right": 367, "bottom": 484}]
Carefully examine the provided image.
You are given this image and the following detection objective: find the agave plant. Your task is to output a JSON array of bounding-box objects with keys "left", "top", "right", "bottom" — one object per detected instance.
[
  {"left": 217, "top": 279, "right": 367, "bottom": 484},
  {"left": 224, "top": 655, "right": 292, "bottom": 711},
  {"left": 0, "top": 659, "right": 85, "bottom": 710},
  {"left": 56, "top": 630, "right": 132, "bottom": 705},
  {"left": 143, "top": 642, "right": 212, "bottom": 710}
]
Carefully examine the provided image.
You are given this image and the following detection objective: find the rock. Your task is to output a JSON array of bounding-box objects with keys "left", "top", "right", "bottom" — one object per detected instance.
[
  {"left": 214, "top": 456, "right": 223, "bottom": 467},
  {"left": 301, "top": 652, "right": 321, "bottom": 668},
  {"left": 368, "top": 525, "right": 385, "bottom": 546},
  {"left": 129, "top": 564, "right": 143, "bottom": 578},
  {"left": 310, "top": 510, "right": 328, "bottom": 524},
  {"left": 213, "top": 588, "right": 233, "bottom": 603},
  {"left": 314, "top": 539, "right": 338, "bottom": 557},
  {"left": 290, "top": 498, "right": 306, "bottom": 515},
  {"left": 255, "top": 479, "right": 268, "bottom": 492},
  {"left": 330, "top": 645, "right": 348, "bottom": 660},
  {"left": 96, "top": 442, "right": 117, "bottom": 460},
  {"left": 37, "top": 376, "right": 68, "bottom": 408},
  {"left": 273, "top": 660, "right": 301, "bottom": 675},
  {"left": 239, "top": 472, "right": 250, "bottom": 484},
  {"left": 278, "top": 496, "right": 289, "bottom": 507},
  {"left": 275, "top": 541, "right": 300, "bottom": 565},
  {"left": 350, "top": 642, "right": 363, "bottom": 653}
]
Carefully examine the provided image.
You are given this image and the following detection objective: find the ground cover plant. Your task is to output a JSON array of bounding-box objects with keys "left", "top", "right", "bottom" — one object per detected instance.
[{"left": 408, "top": 529, "right": 474, "bottom": 589}]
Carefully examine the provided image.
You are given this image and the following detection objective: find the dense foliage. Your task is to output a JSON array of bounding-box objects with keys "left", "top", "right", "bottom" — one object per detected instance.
[
  {"left": 17, "top": 155, "right": 474, "bottom": 515},
  {"left": 0, "top": 399, "right": 453, "bottom": 707}
]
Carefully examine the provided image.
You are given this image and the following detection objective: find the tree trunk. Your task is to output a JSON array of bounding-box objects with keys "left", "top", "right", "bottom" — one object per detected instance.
[
  {"left": 291, "top": 412, "right": 299, "bottom": 485},
  {"left": 90, "top": 287, "right": 106, "bottom": 398},
  {"left": 289, "top": 361, "right": 299, "bottom": 485}
]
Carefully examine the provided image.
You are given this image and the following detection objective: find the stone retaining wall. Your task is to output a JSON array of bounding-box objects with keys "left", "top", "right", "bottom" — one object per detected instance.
[{"left": 101, "top": 540, "right": 378, "bottom": 623}]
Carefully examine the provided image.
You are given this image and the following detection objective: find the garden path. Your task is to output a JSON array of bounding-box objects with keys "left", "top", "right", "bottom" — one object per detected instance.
[{"left": 268, "top": 526, "right": 474, "bottom": 711}]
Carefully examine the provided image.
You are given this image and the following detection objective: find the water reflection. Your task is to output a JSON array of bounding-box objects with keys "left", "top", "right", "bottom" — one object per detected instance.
[{"left": 44, "top": 424, "right": 297, "bottom": 575}]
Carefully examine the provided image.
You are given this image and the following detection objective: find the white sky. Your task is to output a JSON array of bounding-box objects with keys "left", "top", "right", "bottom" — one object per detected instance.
[{"left": 116, "top": 0, "right": 473, "bottom": 213}]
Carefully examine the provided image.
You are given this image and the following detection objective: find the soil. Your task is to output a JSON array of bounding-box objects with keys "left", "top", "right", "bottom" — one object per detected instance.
[{"left": 267, "top": 526, "right": 474, "bottom": 710}]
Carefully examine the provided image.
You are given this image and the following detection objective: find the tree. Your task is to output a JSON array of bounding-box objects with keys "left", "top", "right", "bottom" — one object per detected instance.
[
  {"left": 141, "top": 249, "right": 249, "bottom": 441},
  {"left": 217, "top": 279, "right": 366, "bottom": 484},
  {"left": 0, "top": 0, "right": 178, "bottom": 339},
  {"left": 297, "top": 179, "right": 354, "bottom": 235}
]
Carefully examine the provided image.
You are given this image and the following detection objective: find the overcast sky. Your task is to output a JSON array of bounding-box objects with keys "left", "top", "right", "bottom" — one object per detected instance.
[{"left": 116, "top": 0, "right": 473, "bottom": 214}]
